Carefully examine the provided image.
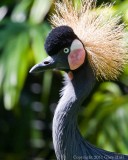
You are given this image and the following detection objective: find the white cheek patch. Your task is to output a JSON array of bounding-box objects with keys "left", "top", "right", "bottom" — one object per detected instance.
[
  {"left": 71, "top": 39, "right": 84, "bottom": 51},
  {"left": 68, "top": 39, "right": 86, "bottom": 70}
]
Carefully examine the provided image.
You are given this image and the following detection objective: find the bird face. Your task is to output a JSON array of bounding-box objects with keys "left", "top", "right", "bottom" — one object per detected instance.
[{"left": 30, "top": 26, "right": 86, "bottom": 74}]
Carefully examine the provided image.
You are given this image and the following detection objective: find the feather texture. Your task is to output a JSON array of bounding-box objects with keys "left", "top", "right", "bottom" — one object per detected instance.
[{"left": 50, "top": 0, "right": 128, "bottom": 80}]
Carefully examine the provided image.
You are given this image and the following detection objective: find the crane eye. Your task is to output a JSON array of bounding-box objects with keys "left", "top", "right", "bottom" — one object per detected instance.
[{"left": 63, "top": 48, "right": 70, "bottom": 54}]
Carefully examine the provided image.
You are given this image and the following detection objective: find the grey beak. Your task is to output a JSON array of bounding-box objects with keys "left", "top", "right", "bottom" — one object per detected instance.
[{"left": 29, "top": 56, "right": 56, "bottom": 73}]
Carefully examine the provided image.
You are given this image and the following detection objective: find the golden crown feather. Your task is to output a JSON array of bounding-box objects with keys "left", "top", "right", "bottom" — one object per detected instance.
[{"left": 50, "top": 0, "right": 128, "bottom": 80}]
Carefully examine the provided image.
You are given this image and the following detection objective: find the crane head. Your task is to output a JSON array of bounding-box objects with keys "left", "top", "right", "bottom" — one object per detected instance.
[
  {"left": 30, "top": 0, "right": 128, "bottom": 80},
  {"left": 30, "top": 26, "right": 86, "bottom": 74}
]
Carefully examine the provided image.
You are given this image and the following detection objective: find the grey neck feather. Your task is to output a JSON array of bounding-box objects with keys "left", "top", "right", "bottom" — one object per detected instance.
[
  {"left": 53, "top": 62, "right": 96, "bottom": 159},
  {"left": 52, "top": 62, "right": 128, "bottom": 160}
]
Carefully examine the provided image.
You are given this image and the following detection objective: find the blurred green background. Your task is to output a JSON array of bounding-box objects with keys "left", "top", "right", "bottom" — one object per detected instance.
[{"left": 0, "top": 0, "right": 128, "bottom": 159}]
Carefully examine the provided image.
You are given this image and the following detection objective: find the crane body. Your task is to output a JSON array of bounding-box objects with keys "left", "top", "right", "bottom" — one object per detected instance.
[
  {"left": 30, "top": 0, "right": 128, "bottom": 159},
  {"left": 53, "top": 61, "right": 95, "bottom": 159},
  {"left": 30, "top": 45, "right": 128, "bottom": 159}
]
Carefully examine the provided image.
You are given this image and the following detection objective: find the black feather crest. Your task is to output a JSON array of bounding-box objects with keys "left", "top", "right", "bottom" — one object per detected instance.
[{"left": 44, "top": 25, "right": 78, "bottom": 56}]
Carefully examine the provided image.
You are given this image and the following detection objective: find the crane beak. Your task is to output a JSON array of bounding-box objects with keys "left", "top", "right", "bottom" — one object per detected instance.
[{"left": 29, "top": 56, "right": 56, "bottom": 73}]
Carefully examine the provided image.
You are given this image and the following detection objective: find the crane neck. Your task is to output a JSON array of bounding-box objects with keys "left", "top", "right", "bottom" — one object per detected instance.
[
  {"left": 53, "top": 61, "right": 96, "bottom": 159},
  {"left": 72, "top": 62, "right": 96, "bottom": 105}
]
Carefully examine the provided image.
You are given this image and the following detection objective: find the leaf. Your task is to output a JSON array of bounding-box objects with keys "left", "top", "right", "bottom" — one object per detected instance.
[
  {"left": 30, "top": 24, "right": 50, "bottom": 63},
  {"left": 2, "top": 31, "right": 30, "bottom": 110},
  {"left": 11, "top": 0, "right": 32, "bottom": 22},
  {"left": 80, "top": 82, "right": 128, "bottom": 154},
  {"left": 29, "top": 0, "right": 52, "bottom": 24}
]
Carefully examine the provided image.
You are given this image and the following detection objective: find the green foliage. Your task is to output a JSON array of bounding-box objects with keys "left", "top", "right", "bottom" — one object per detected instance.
[
  {"left": 0, "top": 0, "right": 128, "bottom": 159},
  {"left": 79, "top": 82, "right": 128, "bottom": 154}
]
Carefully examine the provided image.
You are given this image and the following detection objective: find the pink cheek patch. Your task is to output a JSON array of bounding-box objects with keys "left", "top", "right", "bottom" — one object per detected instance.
[{"left": 68, "top": 49, "right": 86, "bottom": 70}]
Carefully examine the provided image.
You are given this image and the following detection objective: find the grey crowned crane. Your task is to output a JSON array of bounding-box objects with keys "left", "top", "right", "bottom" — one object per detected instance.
[{"left": 30, "top": 0, "right": 128, "bottom": 159}]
